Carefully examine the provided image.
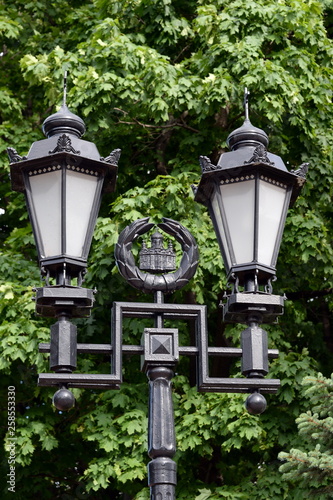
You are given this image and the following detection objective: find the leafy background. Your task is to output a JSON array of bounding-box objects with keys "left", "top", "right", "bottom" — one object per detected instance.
[{"left": 0, "top": 0, "right": 333, "bottom": 498}]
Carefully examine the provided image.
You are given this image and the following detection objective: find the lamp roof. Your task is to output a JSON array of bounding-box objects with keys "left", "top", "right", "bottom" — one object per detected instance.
[
  {"left": 194, "top": 89, "right": 307, "bottom": 209},
  {"left": 226, "top": 89, "right": 269, "bottom": 150},
  {"left": 42, "top": 104, "right": 86, "bottom": 138},
  {"left": 226, "top": 118, "right": 269, "bottom": 151}
]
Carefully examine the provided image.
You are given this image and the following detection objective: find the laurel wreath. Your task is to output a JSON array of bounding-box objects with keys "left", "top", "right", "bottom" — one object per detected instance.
[{"left": 115, "top": 217, "right": 199, "bottom": 294}]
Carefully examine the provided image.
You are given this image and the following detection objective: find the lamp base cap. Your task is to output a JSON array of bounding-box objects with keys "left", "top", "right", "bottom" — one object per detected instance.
[
  {"left": 223, "top": 292, "right": 285, "bottom": 324},
  {"left": 35, "top": 286, "right": 95, "bottom": 317}
]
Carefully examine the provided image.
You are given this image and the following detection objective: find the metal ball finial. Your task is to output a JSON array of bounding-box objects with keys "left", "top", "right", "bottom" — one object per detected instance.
[
  {"left": 52, "top": 386, "right": 75, "bottom": 411},
  {"left": 245, "top": 391, "right": 267, "bottom": 415}
]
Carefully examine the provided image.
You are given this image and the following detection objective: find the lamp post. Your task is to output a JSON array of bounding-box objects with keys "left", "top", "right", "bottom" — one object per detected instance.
[
  {"left": 9, "top": 88, "right": 307, "bottom": 498},
  {"left": 8, "top": 84, "right": 120, "bottom": 407},
  {"left": 194, "top": 89, "right": 307, "bottom": 411},
  {"left": 195, "top": 89, "right": 306, "bottom": 294}
]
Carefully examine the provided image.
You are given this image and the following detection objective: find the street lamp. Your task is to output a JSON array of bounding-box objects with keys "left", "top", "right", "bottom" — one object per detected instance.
[
  {"left": 194, "top": 89, "right": 307, "bottom": 412},
  {"left": 9, "top": 92, "right": 118, "bottom": 288},
  {"left": 9, "top": 87, "right": 307, "bottom": 499},
  {"left": 195, "top": 89, "right": 306, "bottom": 293},
  {"left": 8, "top": 83, "right": 120, "bottom": 407}
]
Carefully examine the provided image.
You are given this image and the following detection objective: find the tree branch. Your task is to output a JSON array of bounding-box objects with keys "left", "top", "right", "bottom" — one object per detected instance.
[
  {"left": 286, "top": 288, "right": 332, "bottom": 301},
  {"left": 117, "top": 119, "right": 199, "bottom": 133},
  {"left": 113, "top": 108, "right": 200, "bottom": 133}
]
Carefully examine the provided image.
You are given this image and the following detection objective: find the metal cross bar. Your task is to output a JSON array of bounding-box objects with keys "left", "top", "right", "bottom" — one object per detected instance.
[
  {"left": 38, "top": 300, "right": 280, "bottom": 393},
  {"left": 38, "top": 373, "right": 121, "bottom": 389},
  {"left": 39, "top": 343, "right": 279, "bottom": 358}
]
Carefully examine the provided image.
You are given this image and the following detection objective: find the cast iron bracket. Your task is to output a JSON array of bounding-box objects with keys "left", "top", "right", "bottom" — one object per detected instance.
[{"left": 38, "top": 299, "right": 280, "bottom": 391}]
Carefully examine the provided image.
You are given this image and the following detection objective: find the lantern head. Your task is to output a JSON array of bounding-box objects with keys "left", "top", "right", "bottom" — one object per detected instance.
[
  {"left": 194, "top": 92, "right": 306, "bottom": 292},
  {"left": 9, "top": 103, "right": 118, "bottom": 285}
]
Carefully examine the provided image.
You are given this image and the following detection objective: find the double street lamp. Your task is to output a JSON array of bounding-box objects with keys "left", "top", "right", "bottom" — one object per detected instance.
[{"left": 8, "top": 88, "right": 306, "bottom": 498}]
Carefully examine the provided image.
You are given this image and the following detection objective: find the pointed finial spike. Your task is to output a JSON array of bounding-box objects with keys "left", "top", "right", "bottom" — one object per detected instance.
[
  {"left": 244, "top": 87, "right": 250, "bottom": 121},
  {"left": 63, "top": 70, "right": 68, "bottom": 107}
]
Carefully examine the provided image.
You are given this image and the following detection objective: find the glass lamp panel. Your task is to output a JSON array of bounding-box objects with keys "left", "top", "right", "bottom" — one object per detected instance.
[
  {"left": 210, "top": 189, "right": 231, "bottom": 270},
  {"left": 29, "top": 169, "right": 62, "bottom": 258},
  {"left": 65, "top": 169, "right": 99, "bottom": 258},
  {"left": 220, "top": 179, "right": 255, "bottom": 265},
  {"left": 257, "top": 179, "right": 288, "bottom": 266}
]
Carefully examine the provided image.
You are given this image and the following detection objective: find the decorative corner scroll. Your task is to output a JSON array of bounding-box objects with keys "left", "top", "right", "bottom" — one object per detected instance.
[
  {"left": 199, "top": 155, "right": 219, "bottom": 173},
  {"left": 7, "top": 147, "right": 27, "bottom": 163},
  {"left": 244, "top": 145, "right": 274, "bottom": 165},
  {"left": 49, "top": 134, "right": 80, "bottom": 155},
  {"left": 100, "top": 148, "right": 121, "bottom": 165},
  {"left": 291, "top": 162, "right": 309, "bottom": 179}
]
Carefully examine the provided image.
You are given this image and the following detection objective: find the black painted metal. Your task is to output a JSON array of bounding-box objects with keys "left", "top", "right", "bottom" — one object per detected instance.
[
  {"left": 14, "top": 86, "right": 304, "bottom": 498},
  {"left": 241, "top": 324, "right": 268, "bottom": 377},
  {"left": 140, "top": 231, "right": 176, "bottom": 273},
  {"left": 37, "top": 297, "right": 281, "bottom": 394},
  {"left": 196, "top": 165, "right": 299, "bottom": 287},
  {"left": 194, "top": 95, "right": 307, "bottom": 288},
  {"left": 148, "top": 458, "right": 177, "bottom": 500},
  {"left": 198, "top": 378, "right": 280, "bottom": 393},
  {"left": 222, "top": 292, "right": 285, "bottom": 324},
  {"left": 38, "top": 342, "right": 279, "bottom": 358},
  {"left": 9, "top": 102, "right": 119, "bottom": 281},
  {"left": 143, "top": 285, "right": 177, "bottom": 498},
  {"left": 147, "top": 367, "right": 177, "bottom": 499},
  {"left": 50, "top": 315, "right": 77, "bottom": 373},
  {"left": 115, "top": 217, "right": 199, "bottom": 294},
  {"left": 194, "top": 300, "right": 280, "bottom": 393},
  {"left": 38, "top": 373, "right": 121, "bottom": 389},
  {"left": 34, "top": 285, "right": 95, "bottom": 318},
  {"left": 33, "top": 216, "right": 284, "bottom": 500}
]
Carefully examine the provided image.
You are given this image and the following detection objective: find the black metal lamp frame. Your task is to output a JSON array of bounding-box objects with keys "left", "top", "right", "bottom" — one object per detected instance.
[
  {"left": 10, "top": 150, "right": 117, "bottom": 284},
  {"left": 10, "top": 88, "right": 307, "bottom": 499},
  {"left": 37, "top": 218, "right": 281, "bottom": 499},
  {"left": 38, "top": 299, "right": 280, "bottom": 392},
  {"left": 24, "top": 160, "right": 105, "bottom": 281},
  {"left": 195, "top": 158, "right": 305, "bottom": 289}
]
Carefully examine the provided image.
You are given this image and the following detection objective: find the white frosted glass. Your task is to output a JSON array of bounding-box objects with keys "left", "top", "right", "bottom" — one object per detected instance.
[
  {"left": 220, "top": 180, "right": 255, "bottom": 265},
  {"left": 258, "top": 180, "right": 287, "bottom": 266},
  {"left": 65, "top": 170, "right": 99, "bottom": 257},
  {"left": 29, "top": 170, "right": 62, "bottom": 258},
  {"left": 210, "top": 190, "right": 231, "bottom": 269}
]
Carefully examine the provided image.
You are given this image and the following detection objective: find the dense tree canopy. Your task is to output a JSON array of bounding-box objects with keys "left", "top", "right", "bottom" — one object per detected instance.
[{"left": 0, "top": 0, "right": 333, "bottom": 498}]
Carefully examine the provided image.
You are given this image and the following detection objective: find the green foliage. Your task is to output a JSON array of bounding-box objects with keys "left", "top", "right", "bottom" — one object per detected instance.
[
  {"left": 279, "top": 374, "right": 333, "bottom": 499},
  {"left": 0, "top": 0, "right": 333, "bottom": 498}
]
